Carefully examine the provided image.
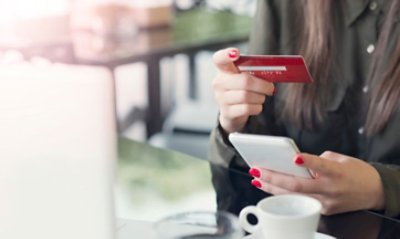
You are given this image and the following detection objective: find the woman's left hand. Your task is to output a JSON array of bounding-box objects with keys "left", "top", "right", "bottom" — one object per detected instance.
[{"left": 249, "top": 151, "right": 385, "bottom": 215}]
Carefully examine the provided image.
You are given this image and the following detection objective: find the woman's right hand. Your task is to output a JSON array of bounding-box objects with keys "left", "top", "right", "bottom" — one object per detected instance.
[{"left": 212, "top": 48, "right": 275, "bottom": 133}]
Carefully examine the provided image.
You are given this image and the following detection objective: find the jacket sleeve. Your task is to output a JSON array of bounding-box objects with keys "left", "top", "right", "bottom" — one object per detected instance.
[
  {"left": 208, "top": 123, "right": 238, "bottom": 167},
  {"left": 371, "top": 163, "right": 400, "bottom": 218}
]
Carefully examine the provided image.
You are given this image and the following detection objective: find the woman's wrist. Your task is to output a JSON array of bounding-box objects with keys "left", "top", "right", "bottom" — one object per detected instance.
[{"left": 218, "top": 115, "right": 247, "bottom": 134}]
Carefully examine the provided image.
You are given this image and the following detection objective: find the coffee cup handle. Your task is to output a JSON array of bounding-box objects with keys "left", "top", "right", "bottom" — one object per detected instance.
[{"left": 239, "top": 206, "right": 259, "bottom": 234}]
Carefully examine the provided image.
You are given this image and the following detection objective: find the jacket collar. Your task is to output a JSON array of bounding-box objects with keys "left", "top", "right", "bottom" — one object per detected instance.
[
  {"left": 344, "top": 0, "right": 371, "bottom": 26},
  {"left": 345, "top": 0, "right": 400, "bottom": 26}
]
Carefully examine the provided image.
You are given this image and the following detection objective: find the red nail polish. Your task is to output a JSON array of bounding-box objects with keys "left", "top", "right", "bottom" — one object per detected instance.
[
  {"left": 249, "top": 168, "right": 261, "bottom": 178},
  {"left": 251, "top": 179, "right": 262, "bottom": 188},
  {"left": 273, "top": 87, "right": 277, "bottom": 95},
  {"left": 228, "top": 50, "right": 238, "bottom": 58},
  {"left": 295, "top": 154, "right": 304, "bottom": 165}
]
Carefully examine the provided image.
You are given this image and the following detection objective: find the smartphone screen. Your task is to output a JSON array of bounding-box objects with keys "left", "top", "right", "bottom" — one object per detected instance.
[{"left": 229, "top": 133, "right": 313, "bottom": 178}]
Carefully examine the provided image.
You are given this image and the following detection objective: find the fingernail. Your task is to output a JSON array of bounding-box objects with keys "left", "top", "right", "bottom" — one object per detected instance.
[
  {"left": 249, "top": 168, "right": 261, "bottom": 178},
  {"left": 295, "top": 154, "right": 304, "bottom": 165},
  {"left": 251, "top": 179, "right": 262, "bottom": 188},
  {"left": 273, "top": 87, "right": 277, "bottom": 95},
  {"left": 228, "top": 50, "right": 238, "bottom": 58}
]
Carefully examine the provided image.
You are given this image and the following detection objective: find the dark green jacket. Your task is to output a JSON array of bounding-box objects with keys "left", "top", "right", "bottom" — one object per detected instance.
[{"left": 209, "top": 0, "right": 400, "bottom": 218}]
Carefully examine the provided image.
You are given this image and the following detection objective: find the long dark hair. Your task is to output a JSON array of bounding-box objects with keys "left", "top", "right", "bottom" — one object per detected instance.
[{"left": 281, "top": 0, "right": 400, "bottom": 136}]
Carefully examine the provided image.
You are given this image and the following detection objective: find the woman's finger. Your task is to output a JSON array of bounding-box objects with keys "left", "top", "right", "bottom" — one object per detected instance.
[
  {"left": 253, "top": 167, "right": 324, "bottom": 194},
  {"left": 220, "top": 104, "right": 263, "bottom": 119},
  {"left": 215, "top": 72, "right": 275, "bottom": 96},
  {"left": 251, "top": 177, "right": 324, "bottom": 202},
  {"left": 295, "top": 153, "right": 340, "bottom": 177},
  {"left": 217, "top": 90, "right": 266, "bottom": 105},
  {"left": 251, "top": 178, "right": 291, "bottom": 195},
  {"left": 213, "top": 48, "right": 240, "bottom": 73}
]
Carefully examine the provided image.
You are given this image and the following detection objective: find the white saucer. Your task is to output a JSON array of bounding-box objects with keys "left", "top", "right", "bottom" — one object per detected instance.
[{"left": 243, "top": 230, "right": 336, "bottom": 239}]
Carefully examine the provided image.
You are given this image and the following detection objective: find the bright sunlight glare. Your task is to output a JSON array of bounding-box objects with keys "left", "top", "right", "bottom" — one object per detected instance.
[{"left": 0, "top": 0, "right": 69, "bottom": 23}]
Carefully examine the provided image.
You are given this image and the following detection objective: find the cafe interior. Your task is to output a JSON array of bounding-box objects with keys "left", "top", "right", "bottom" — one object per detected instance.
[{"left": 1, "top": 0, "right": 400, "bottom": 238}]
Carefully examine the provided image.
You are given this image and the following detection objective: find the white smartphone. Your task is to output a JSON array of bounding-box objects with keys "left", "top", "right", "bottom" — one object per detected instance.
[{"left": 229, "top": 132, "right": 312, "bottom": 178}]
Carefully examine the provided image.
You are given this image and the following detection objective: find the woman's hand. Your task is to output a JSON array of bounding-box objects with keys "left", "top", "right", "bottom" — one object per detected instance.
[
  {"left": 212, "top": 48, "right": 275, "bottom": 133},
  {"left": 249, "top": 151, "right": 385, "bottom": 215}
]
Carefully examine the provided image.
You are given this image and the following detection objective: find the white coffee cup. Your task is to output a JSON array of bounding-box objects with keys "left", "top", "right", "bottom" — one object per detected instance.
[{"left": 239, "top": 195, "right": 322, "bottom": 239}]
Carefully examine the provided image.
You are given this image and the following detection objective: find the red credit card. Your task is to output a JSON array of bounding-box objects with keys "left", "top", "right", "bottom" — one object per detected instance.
[{"left": 234, "top": 55, "right": 313, "bottom": 83}]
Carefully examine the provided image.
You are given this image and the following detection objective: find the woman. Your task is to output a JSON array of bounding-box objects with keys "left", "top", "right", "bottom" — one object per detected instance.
[{"left": 209, "top": 0, "right": 400, "bottom": 217}]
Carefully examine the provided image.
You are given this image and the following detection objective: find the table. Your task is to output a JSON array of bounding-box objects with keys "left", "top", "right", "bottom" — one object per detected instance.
[
  {"left": 116, "top": 137, "right": 215, "bottom": 221},
  {"left": 117, "top": 219, "right": 156, "bottom": 239},
  {"left": 1, "top": 8, "right": 252, "bottom": 137},
  {"left": 117, "top": 137, "right": 400, "bottom": 238}
]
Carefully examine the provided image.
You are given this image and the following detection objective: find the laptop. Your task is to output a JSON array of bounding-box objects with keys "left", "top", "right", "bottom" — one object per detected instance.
[{"left": 0, "top": 63, "right": 119, "bottom": 239}]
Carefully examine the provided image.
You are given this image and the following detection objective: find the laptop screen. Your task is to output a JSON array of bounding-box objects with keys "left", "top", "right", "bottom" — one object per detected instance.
[{"left": 0, "top": 63, "right": 117, "bottom": 239}]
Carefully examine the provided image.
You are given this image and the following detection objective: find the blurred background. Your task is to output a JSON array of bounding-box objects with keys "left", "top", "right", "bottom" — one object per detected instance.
[
  {"left": 0, "top": 0, "right": 255, "bottom": 158},
  {"left": 0, "top": 0, "right": 255, "bottom": 220}
]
